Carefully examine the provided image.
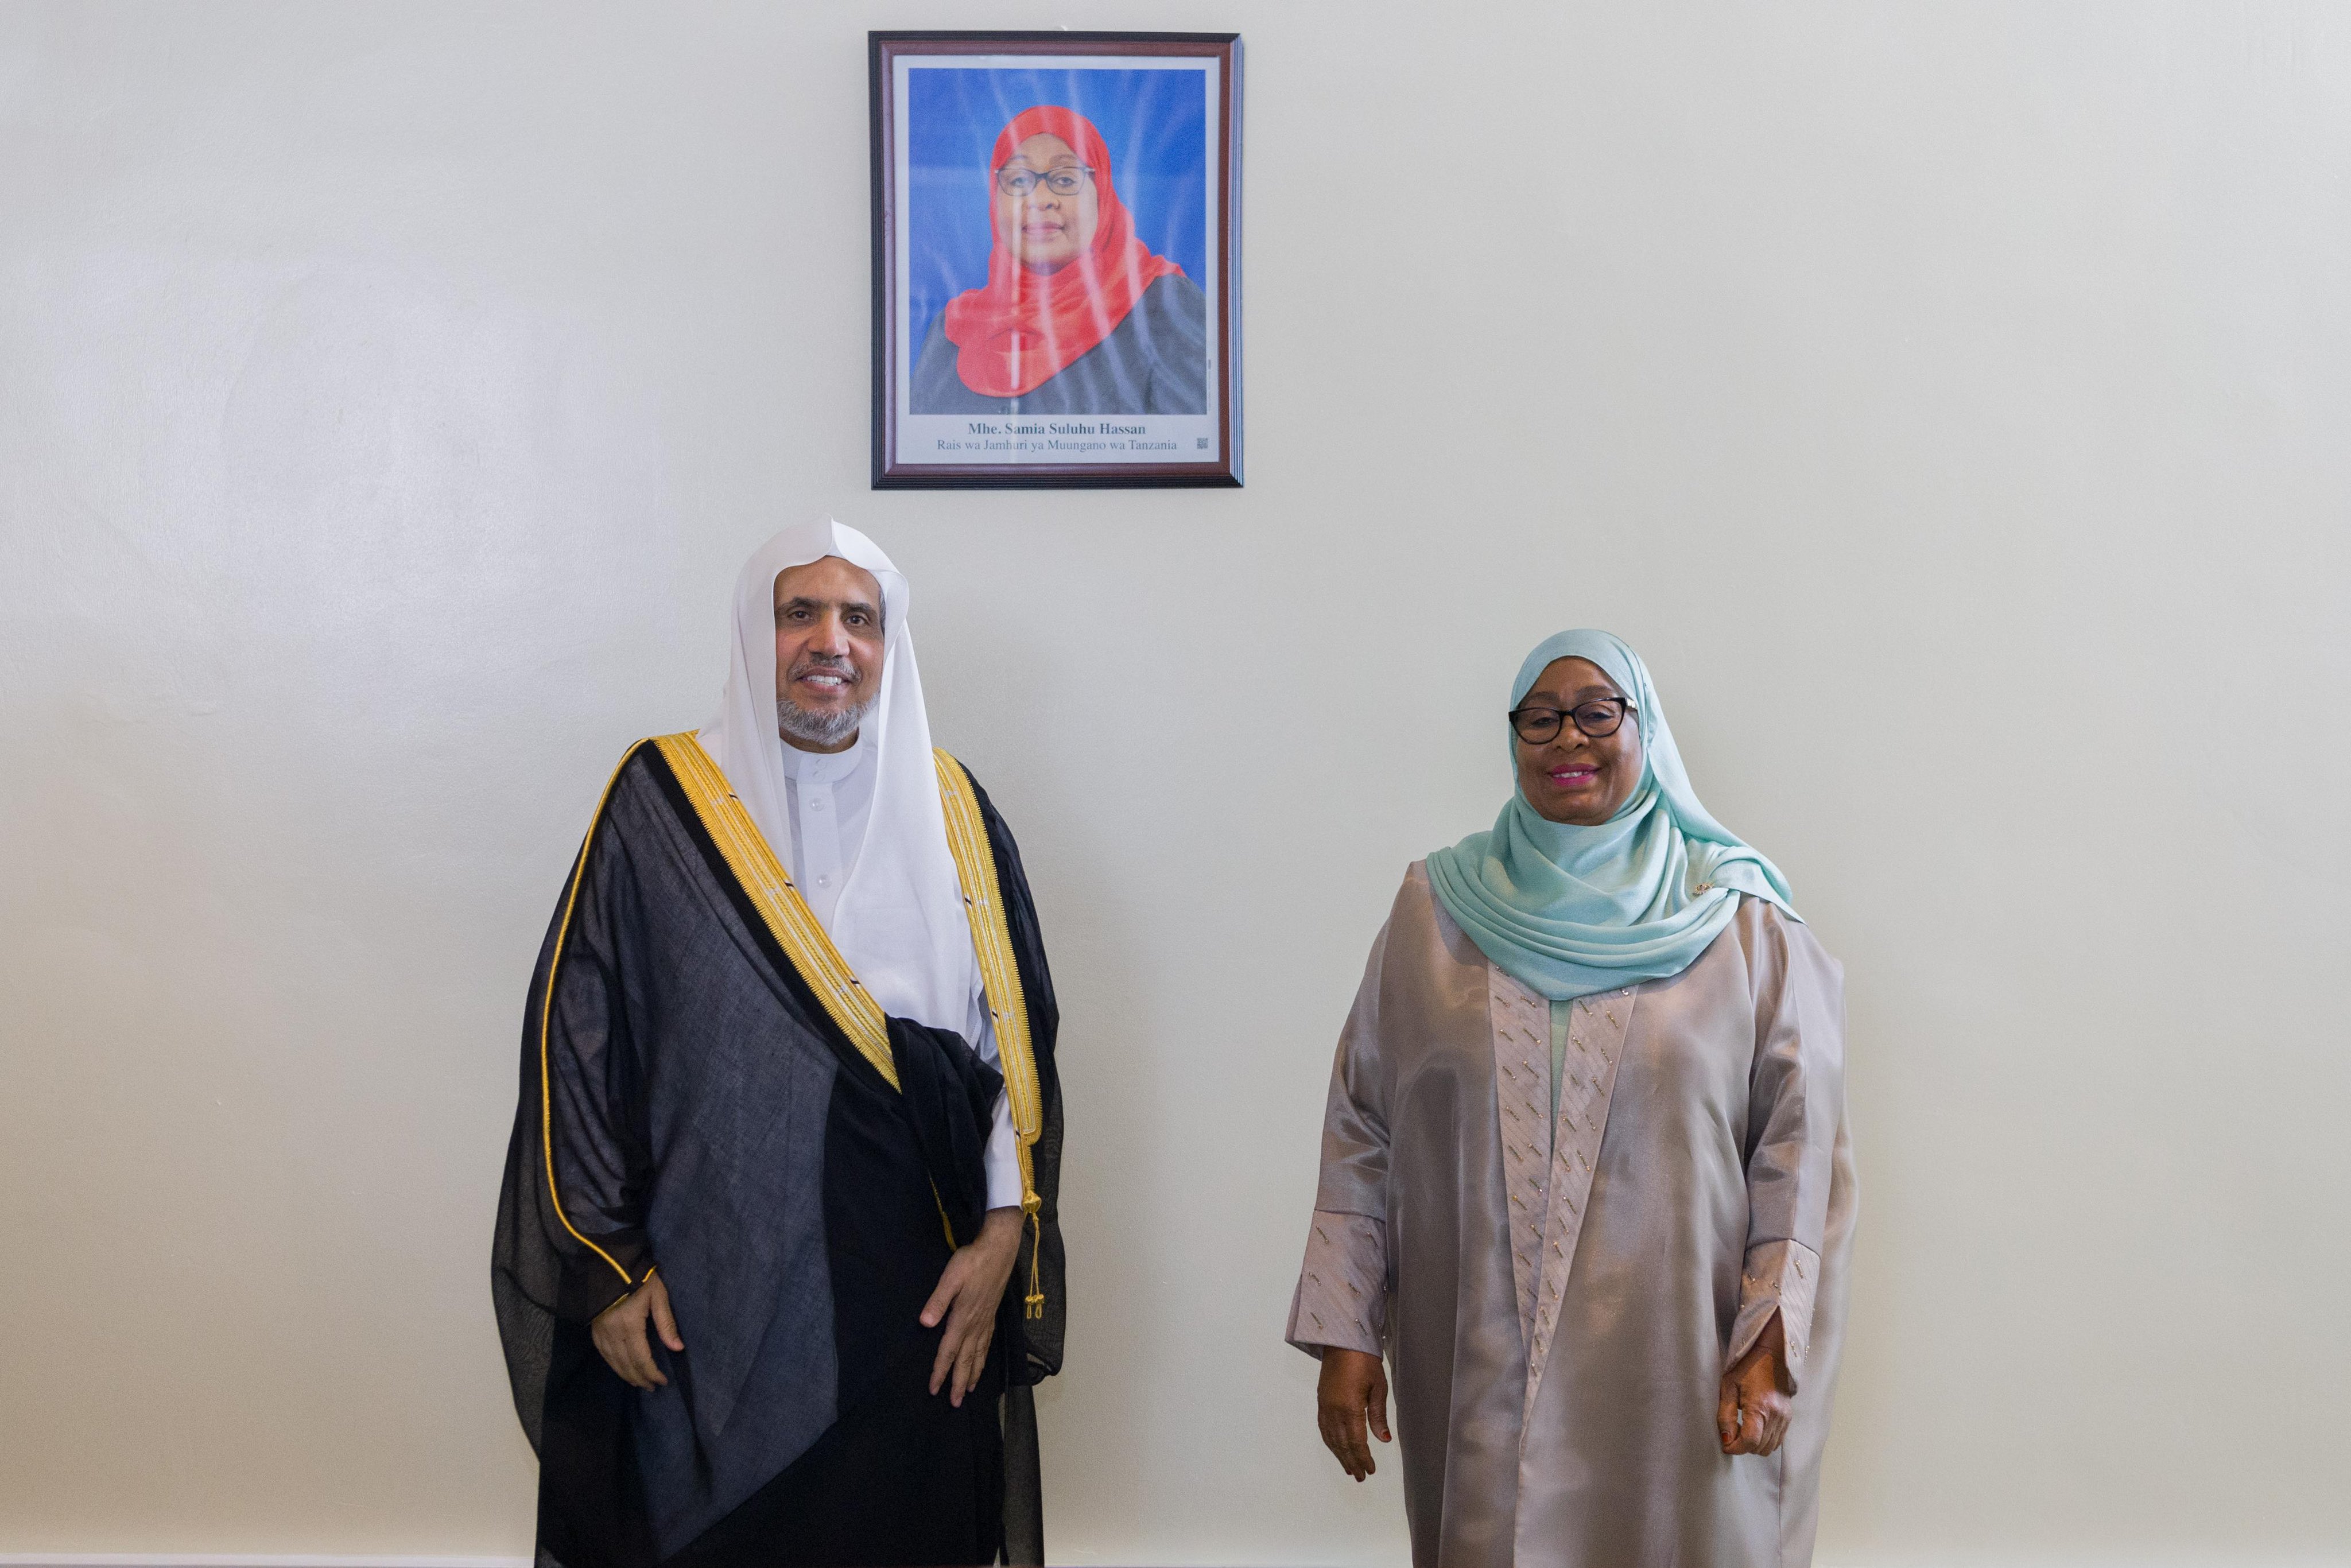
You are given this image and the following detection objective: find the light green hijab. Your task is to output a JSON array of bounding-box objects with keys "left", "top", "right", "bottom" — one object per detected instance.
[{"left": 1425, "top": 630, "right": 1798, "bottom": 1002}]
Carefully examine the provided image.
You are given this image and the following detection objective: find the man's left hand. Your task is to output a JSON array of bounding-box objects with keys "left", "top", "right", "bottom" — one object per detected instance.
[{"left": 921, "top": 1206, "right": 1024, "bottom": 1407}]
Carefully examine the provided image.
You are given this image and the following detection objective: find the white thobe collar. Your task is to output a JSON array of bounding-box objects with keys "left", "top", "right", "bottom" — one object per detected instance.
[{"left": 775, "top": 729, "right": 872, "bottom": 929}]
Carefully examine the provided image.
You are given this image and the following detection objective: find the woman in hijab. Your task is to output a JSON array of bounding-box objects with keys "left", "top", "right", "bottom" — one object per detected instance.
[
  {"left": 1287, "top": 631, "right": 1857, "bottom": 1568},
  {"left": 911, "top": 104, "right": 1209, "bottom": 416}
]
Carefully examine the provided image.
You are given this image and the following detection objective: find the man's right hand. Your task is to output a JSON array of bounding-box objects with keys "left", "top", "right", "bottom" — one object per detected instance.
[
  {"left": 1316, "top": 1346, "right": 1392, "bottom": 1481},
  {"left": 592, "top": 1272, "right": 684, "bottom": 1390}
]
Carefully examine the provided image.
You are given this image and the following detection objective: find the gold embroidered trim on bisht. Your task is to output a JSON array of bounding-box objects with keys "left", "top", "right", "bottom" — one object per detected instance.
[
  {"left": 541, "top": 740, "right": 653, "bottom": 1288},
  {"left": 935, "top": 748, "right": 1049, "bottom": 1314},
  {"left": 934, "top": 750, "right": 1042, "bottom": 1158},
  {"left": 652, "top": 731, "right": 899, "bottom": 1088}
]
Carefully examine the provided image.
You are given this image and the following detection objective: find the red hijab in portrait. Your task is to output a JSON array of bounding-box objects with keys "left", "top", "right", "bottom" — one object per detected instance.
[{"left": 941, "top": 105, "right": 1187, "bottom": 399}]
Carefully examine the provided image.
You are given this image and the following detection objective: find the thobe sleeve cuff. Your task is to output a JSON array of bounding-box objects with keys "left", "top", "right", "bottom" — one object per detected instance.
[
  {"left": 560, "top": 1246, "right": 660, "bottom": 1324},
  {"left": 1727, "top": 1238, "right": 1821, "bottom": 1391},
  {"left": 1285, "top": 1210, "right": 1387, "bottom": 1359},
  {"left": 982, "top": 1089, "right": 1023, "bottom": 1211}
]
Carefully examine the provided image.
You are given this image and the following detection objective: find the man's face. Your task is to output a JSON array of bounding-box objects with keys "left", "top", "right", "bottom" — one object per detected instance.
[{"left": 773, "top": 555, "right": 884, "bottom": 753}]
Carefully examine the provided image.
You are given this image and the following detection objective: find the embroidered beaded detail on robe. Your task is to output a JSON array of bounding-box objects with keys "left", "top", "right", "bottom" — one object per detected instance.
[{"left": 1487, "top": 966, "right": 1636, "bottom": 1438}]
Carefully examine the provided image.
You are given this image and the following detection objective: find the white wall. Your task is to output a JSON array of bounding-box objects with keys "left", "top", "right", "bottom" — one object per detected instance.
[{"left": 3, "top": 1, "right": 2347, "bottom": 1561}]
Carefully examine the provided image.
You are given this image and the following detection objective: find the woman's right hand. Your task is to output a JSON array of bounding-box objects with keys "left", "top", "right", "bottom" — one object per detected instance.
[{"left": 1316, "top": 1347, "right": 1392, "bottom": 1481}]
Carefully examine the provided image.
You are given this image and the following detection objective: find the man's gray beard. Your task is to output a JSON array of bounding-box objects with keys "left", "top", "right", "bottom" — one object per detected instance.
[{"left": 778, "top": 693, "right": 870, "bottom": 749}]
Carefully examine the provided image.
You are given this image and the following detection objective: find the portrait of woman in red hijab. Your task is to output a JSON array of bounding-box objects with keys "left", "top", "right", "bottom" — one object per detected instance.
[{"left": 911, "top": 104, "right": 1210, "bottom": 416}]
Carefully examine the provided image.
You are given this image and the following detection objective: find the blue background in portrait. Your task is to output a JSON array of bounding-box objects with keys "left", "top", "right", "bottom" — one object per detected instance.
[{"left": 905, "top": 66, "right": 1209, "bottom": 356}]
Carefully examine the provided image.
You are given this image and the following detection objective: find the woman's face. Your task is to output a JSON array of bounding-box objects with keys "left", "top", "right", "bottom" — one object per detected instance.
[
  {"left": 994, "top": 133, "right": 1100, "bottom": 273},
  {"left": 1513, "top": 657, "right": 1645, "bottom": 826}
]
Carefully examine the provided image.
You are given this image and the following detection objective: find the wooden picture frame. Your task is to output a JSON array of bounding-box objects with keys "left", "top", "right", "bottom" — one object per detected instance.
[{"left": 870, "top": 31, "right": 1242, "bottom": 488}]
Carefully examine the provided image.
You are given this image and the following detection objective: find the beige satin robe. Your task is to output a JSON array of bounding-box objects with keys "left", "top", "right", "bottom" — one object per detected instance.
[{"left": 1288, "top": 865, "right": 1856, "bottom": 1568}]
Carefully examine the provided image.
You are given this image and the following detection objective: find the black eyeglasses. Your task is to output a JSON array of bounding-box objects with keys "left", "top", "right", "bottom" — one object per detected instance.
[
  {"left": 995, "top": 165, "right": 1093, "bottom": 197},
  {"left": 1507, "top": 698, "right": 1635, "bottom": 744}
]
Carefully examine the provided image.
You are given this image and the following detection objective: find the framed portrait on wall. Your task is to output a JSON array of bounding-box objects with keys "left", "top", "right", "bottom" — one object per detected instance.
[{"left": 870, "top": 31, "right": 1242, "bottom": 488}]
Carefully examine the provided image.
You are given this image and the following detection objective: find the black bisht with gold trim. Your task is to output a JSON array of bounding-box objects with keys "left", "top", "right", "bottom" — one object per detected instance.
[{"left": 492, "top": 735, "right": 1065, "bottom": 1567}]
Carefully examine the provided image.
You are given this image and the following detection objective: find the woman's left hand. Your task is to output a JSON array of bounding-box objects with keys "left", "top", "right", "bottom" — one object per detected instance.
[{"left": 1717, "top": 1310, "right": 1793, "bottom": 1456}]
